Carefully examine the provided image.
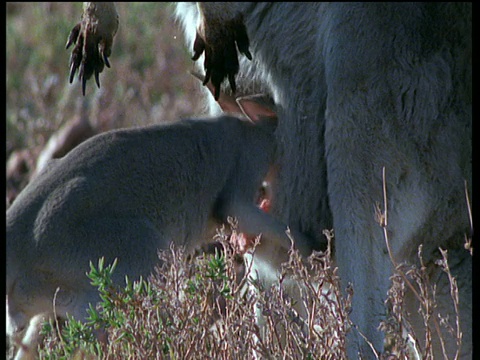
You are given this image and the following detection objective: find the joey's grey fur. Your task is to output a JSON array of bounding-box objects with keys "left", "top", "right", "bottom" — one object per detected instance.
[
  {"left": 7, "top": 112, "right": 312, "bottom": 358},
  {"left": 175, "top": 3, "right": 472, "bottom": 358}
]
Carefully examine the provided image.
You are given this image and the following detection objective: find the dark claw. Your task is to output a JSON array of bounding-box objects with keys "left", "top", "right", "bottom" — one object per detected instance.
[
  {"left": 69, "top": 62, "right": 76, "bottom": 84},
  {"left": 79, "top": 64, "right": 85, "bottom": 84},
  {"left": 192, "top": 32, "right": 205, "bottom": 61},
  {"left": 192, "top": 51, "right": 201, "bottom": 62},
  {"left": 82, "top": 76, "right": 87, "bottom": 96},
  {"left": 211, "top": 73, "right": 223, "bottom": 101},
  {"left": 95, "top": 71, "right": 100, "bottom": 88},
  {"left": 103, "top": 52, "right": 110, "bottom": 68},
  {"left": 65, "top": 23, "right": 81, "bottom": 50},
  {"left": 234, "top": 21, "right": 252, "bottom": 60},
  {"left": 203, "top": 68, "right": 212, "bottom": 86},
  {"left": 228, "top": 73, "right": 236, "bottom": 94}
]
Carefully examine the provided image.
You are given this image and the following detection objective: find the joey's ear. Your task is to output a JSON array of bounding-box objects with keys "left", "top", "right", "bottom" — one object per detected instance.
[
  {"left": 190, "top": 71, "right": 277, "bottom": 124},
  {"left": 190, "top": 70, "right": 243, "bottom": 114},
  {"left": 236, "top": 94, "right": 277, "bottom": 123}
]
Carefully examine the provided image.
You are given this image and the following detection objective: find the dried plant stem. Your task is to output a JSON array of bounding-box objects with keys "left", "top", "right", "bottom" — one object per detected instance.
[
  {"left": 438, "top": 248, "right": 462, "bottom": 360},
  {"left": 53, "top": 287, "right": 66, "bottom": 350},
  {"left": 379, "top": 167, "right": 420, "bottom": 301},
  {"left": 380, "top": 167, "right": 463, "bottom": 359}
]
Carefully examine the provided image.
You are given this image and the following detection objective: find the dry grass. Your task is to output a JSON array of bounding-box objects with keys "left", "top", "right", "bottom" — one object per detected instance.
[
  {"left": 7, "top": 224, "right": 469, "bottom": 359},
  {"left": 23, "top": 230, "right": 352, "bottom": 360}
]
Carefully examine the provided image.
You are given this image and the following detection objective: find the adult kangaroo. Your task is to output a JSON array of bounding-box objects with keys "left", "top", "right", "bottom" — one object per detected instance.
[{"left": 66, "top": 3, "right": 472, "bottom": 357}]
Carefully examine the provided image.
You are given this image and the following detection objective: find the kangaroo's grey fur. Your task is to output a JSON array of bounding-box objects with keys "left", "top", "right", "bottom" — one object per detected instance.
[{"left": 175, "top": 3, "right": 472, "bottom": 358}]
